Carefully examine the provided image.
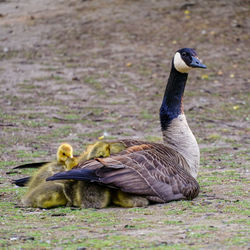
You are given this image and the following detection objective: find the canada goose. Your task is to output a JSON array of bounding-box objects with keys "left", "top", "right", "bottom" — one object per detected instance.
[
  {"left": 84, "top": 141, "right": 111, "bottom": 160},
  {"left": 25, "top": 143, "right": 74, "bottom": 190},
  {"left": 21, "top": 143, "right": 74, "bottom": 208},
  {"left": 13, "top": 141, "right": 112, "bottom": 189},
  {"left": 62, "top": 141, "right": 113, "bottom": 208},
  {"left": 63, "top": 181, "right": 111, "bottom": 209},
  {"left": 22, "top": 181, "right": 69, "bottom": 209},
  {"left": 47, "top": 48, "right": 206, "bottom": 206},
  {"left": 112, "top": 190, "right": 149, "bottom": 208},
  {"left": 13, "top": 162, "right": 50, "bottom": 169}
]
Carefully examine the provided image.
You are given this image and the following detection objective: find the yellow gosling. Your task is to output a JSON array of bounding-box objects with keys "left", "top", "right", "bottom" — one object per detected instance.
[
  {"left": 22, "top": 143, "right": 74, "bottom": 208},
  {"left": 26, "top": 143, "right": 73, "bottom": 190},
  {"left": 112, "top": 190, "right": 149, "bottom": 208},
  {"left": 63, "top": 181, "right": 111, "bottom": 209},
  {"left": 22, "top": 182, "right": 68, "bottom": 208}
]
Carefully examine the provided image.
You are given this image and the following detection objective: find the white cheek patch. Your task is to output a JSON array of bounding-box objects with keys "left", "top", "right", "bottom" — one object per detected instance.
[{"left": 173, "top": 52, "right": 192, "bottom": 73}]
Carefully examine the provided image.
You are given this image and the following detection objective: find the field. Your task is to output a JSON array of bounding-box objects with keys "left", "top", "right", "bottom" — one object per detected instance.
[{"left": 0, "top": 0, "right": 249, "bottom": 249}]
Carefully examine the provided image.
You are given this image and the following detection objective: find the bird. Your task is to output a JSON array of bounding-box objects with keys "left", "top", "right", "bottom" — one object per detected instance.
[
  {"left": 13, "top": 143, "right": 74, "bottom": 187},
  {"left": 25, "top": 143, "right": 74, "bottom": 190},
  {"left": 13, "top": 161, "right": 51, "bottom": 169},
  {"left": 21, "top": 143, "right": 75, "bottom": 208},
  {"left": 12, "top": 176, "right": 31, "bottom": 187},
  {"left": 62, "top": 141, "right": 133, "bottom": 209},
  {"left": 112, "top": 190, "right": 149, "bottom": 208},
  {"left": 63, "top": 181, "right": 111, "bottom": 209},
  {"left": 46, "top": 48, "right": 206, "bottom": 207},
  {"left": 78, "top": 141, "right": 111, "bottom": 163},
  {"left": 60, "top": 141, "right": 115, "bottom": 209},
  {"left": 21, "top": 181, "right": 69, "bottom": 209}
]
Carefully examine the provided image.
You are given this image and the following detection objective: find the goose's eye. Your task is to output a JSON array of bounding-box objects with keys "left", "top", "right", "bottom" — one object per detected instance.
[
  {"left": 62, "top": 153, "right": 66, "bottom": 156},
  {"left": 182, "top": 52, "right": 187, "bottom": 57}
]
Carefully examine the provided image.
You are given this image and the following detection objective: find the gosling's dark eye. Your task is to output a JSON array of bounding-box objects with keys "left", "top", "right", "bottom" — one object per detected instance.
[
  {"left": 62, "top": 153, "right": 66, "bottom": 156},
  {"left": 182, "top": 52, "right": 187, "bottom": 57}
]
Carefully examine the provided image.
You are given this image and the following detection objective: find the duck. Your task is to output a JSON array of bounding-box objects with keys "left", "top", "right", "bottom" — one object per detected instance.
[{"left": 47, "top": 48, "right": 206, "bottom": 206}]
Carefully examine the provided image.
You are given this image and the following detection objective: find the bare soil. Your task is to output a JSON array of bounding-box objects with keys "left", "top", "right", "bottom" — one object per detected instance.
[{"left": 0, "top": 0, "right": 249, "bottom": 249}]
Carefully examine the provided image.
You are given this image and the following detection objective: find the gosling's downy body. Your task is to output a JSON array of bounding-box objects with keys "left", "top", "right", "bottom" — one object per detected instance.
[
  {"left": 63, "top": 181, "right": 111, "bottom": 209},
  {"left": 77, "top": 141, "right": 111, "bottom": 164},
  {"left": 22, "top": 143, "right": 74, "bottom": 208},
  {"left": 62, "top": 141, "right": 113, "bottom": 208},
  {"left": 112, "top": 190, "right": 149, "bottom": 208},
  {"left": 22, "top": 181, "right": 68, "bottom": 209},
  {"left": 48, "top": 48, "right": 206, "bottom": 206}
]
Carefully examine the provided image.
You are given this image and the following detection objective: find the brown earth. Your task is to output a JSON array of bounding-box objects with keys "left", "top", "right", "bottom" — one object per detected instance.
[{"left": 0, "top": 0, "right": 249, "bottom": 249}]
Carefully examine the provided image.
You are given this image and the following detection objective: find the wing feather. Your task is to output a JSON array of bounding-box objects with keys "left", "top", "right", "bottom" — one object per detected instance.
[{"left": 68, "top": 140, "right": 200, "bottom": 202}]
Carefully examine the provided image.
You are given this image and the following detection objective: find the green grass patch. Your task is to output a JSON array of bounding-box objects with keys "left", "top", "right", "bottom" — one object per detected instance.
[{"left": 84, "top": 76, "right": 103, "bottom": 89}]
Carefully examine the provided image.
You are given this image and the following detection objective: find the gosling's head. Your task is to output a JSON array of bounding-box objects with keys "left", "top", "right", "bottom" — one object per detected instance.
[
  {"left": 57, "top": 143, "right": 73, "bottom": 163},
  {"left": 173, "top": 48, "right": 206, "bottom": 73}
]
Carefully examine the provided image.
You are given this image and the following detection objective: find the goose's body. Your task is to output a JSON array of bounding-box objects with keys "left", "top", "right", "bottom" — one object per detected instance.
[
  {"left": 47, "top": 48, "right": 206, "bottom": 205},
  {"left": 63, "top": 141, "right": 150, "bottom": 208}
]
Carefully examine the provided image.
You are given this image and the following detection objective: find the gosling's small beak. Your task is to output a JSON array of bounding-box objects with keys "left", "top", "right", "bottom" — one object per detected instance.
[{"left": 190, "top": 56, "right": 207, "bottom": 69}]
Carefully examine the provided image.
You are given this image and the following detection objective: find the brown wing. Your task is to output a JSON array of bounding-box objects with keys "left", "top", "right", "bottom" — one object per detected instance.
[{"left": 75, "top": 140, "right": 200, "bottom": 202}]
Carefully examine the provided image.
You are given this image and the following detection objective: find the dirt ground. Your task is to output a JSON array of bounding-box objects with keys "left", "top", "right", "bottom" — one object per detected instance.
[{"left": 0, "top": 0, "right": 249, "bottom": 249}]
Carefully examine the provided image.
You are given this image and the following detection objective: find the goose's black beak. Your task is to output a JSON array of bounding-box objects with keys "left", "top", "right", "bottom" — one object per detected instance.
[{"left": 190, "top": 56, "right": 207, "bottom": 69}]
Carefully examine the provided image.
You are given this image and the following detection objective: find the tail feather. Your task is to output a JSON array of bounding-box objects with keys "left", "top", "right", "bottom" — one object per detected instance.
[
  {"left": 13, "top": 162, "right": 49, "bottom": 169},
  {"left": 46, "top": 169, "right": 100, "bottom": 182},
  {"left": 12, "top": 177, "right": 30, "bottom": 187}
]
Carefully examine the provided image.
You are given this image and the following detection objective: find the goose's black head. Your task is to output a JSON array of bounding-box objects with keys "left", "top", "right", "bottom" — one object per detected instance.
[{"left": 173, "top": 48, "right": 206, "bottom": 73}]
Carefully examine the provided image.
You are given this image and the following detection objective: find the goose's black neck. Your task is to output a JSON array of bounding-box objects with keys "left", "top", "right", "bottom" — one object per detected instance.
[{"left": 160, "top": 63, "right": 188, "bottom": 131}]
